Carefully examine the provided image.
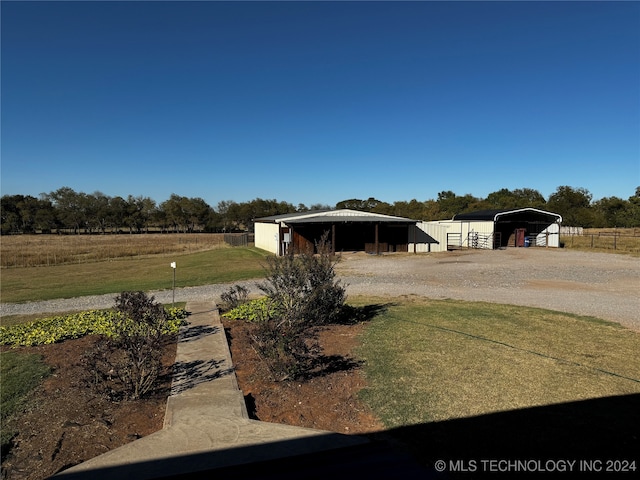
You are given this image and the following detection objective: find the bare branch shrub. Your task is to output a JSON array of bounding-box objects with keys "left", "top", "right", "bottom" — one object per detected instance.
[
  {"left": 251, "top": 232, "right": 346, "bottom": 380},
  {"left": 220, "top": 284, "right": 249, "bottom": 311},
  {"left": 83, "top": 291, "right": 170, "bottom": 400}
]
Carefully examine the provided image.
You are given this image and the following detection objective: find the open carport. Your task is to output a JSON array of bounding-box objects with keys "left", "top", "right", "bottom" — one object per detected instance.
[
  {"left": 452, "top": 208, "right": 563, "bottom": 248},
  {"left": 254, "top": 210, "right": 417, "bottom": 255},
  {"left": 413, "top": 208, "right": 563, "bottom": 251}
]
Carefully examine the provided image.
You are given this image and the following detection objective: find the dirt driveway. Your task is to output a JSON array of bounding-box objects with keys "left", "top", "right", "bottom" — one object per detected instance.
[
  {"left": 335, "top": 248, "right": 640, "bottom": 331},
  {"left": 2, "top": 248, "right": 638, "bottom": 332}
]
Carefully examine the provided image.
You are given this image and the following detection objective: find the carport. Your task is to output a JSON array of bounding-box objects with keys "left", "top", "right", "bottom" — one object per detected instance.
[
  {"left": 452, "top": 208, "right": 563, "bottom": 248},
  {"left": 254, "top": 210, "right": 417, "bottom": 255}
]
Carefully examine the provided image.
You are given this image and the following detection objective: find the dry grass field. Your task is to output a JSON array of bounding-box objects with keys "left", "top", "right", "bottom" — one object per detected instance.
[
  {"left": 562, "top": 227, "right": 640, "bottom": 254},
  {"left": 0, "top": 234, "right": 228, "bottom": 268}
]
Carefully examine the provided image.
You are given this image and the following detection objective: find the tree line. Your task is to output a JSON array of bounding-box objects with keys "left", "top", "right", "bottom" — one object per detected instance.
[{"left": 2, "top": 185, "right": 639, "bottom": 235}]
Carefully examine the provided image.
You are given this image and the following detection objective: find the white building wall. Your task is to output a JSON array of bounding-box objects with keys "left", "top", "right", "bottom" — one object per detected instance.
[
  {"left": 409, "top": 222, "right": 451, "bottom": 253},
  {"left": 459, "top": 221, "right": 495, "bottom": 249},
  {"left": 536, "top": 222, "right": 560, "bottom": 247},
  {"left": 411, "top": 220, "right": 497, "bottom": 252},
  {"left": 254, "top": 222, "right": 279, "bottom": 254}
]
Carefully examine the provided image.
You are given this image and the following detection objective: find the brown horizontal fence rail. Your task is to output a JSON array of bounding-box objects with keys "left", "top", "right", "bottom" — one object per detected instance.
[{"left": 561, "top": 228, "right": 640, "bottom": 253}]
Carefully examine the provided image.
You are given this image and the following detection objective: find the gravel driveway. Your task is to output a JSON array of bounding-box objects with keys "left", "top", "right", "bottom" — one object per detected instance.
[{"left": 2, "top": 248, "right": 639, "bottom": 331}]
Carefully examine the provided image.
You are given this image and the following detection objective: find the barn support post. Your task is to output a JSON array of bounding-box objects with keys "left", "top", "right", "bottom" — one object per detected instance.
[
  {"left": 412, "top": 225, "right": 416, "bottom": 254},
  {"left": 375, "top": 222, "right": 379, "bottom": 255},
  {"left": 331, "top": 224, "right": 336, "bottom": 254}
]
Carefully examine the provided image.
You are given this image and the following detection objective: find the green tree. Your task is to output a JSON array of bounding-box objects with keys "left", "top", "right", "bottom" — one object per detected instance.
[
  {"left": 621, "top": 187, "right": 640, "bottom": 227},
  {"left": 0, "top": 195, "right": 56, "bottom": 233},
  {"left": 1, "top": 195, "right": 22, "bottom": 234},
  {"left": 390, "top": 199, "right": 427, "bottom": 219},
  {"left": 159, "top": 194, "right": 210, "bottom": 232},
  {"left": 485, "top": 188, "right": 546, "bottom": 210},
  {"left": 547, "top": 186, "right": 595, "bottom": 226},
  {"left": 436, "top": 191, "right": 480, "bottom": 219},
  {"left": 89, "top": 192, "right": 111, "bottom": 234},
  {"left": 593, "top": 196, "right": 628, "bottom": 227},
  {"left": 33, "top": 196, "right": 58, "bottom": 233},
  {"left": 335, "top": 197, "right": 388, "bottom": 212},
  {"left": 108, "top": 196, "right": 128, "bottom": 232},
  {"left": 46, "top": 187, "right": 86, "bottom": 233}
]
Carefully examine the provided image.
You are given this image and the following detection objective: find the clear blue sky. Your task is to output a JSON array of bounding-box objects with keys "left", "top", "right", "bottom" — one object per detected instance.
[{"left": 2, "top": 1, "right": 639, "bottom": 208}]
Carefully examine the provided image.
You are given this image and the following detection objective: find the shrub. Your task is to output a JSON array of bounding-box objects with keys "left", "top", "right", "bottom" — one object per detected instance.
[
  {"left": 83, "top": 291, "right": 177, "bottom": 400},
  {"left": 220, "top": 284, "right": 249, "bottom": 310},
  {"left": 0, "top": 308, "right": 187, "bottom": 347},
  {"left": 248, "top": 232, "right": 346, "bottom": 380},
  {"left": 221, "top": 297, "right": 280, "bottom": 322}
]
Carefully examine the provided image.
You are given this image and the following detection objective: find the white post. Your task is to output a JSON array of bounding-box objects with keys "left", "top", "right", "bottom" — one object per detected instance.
[{"left": 170, "top": 261, "right": 177, "bottom": 306}]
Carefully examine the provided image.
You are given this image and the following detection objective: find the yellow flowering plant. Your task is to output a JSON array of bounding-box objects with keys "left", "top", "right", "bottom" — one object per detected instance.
[{"left": 0, "top": 307, "right": 187, "bottom": 347}]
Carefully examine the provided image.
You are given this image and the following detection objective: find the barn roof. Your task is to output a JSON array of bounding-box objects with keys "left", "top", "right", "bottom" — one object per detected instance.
[
  {"left": 453, "top": 208, "right": 562, "bottom": 223},
  {"left": 255, "top": 209, "right": 417, "bottom": 225}
]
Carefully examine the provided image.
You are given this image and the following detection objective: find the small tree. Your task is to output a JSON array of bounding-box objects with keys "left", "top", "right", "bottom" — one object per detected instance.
[
  {"left": 220, "top": 284, "right": 249, "bottom": 310},
  {"left": 251, "top": 232, "right": 346, "bottom": 380},
  {"left": 85, "top": 291, "right": 170, "bottom": 400}
]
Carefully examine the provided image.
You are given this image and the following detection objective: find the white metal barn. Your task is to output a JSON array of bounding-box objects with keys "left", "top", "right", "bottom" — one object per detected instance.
[
  {"left": 410, "top": 208, "right": 563, "bottom": 252},
  {"left": 254, "top": 209, "right": 417, "bottom": 255}
]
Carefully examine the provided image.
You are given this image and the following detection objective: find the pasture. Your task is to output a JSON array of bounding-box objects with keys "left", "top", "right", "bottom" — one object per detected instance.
[
  {"left": 0, "top": 235, "right": 268, "bottom": 303},
  {"left": 0, "top": 233, "right": 229, "bottom": 268},
  {"left": 562, "top": 227, "right": 640, "bottom": 254}
]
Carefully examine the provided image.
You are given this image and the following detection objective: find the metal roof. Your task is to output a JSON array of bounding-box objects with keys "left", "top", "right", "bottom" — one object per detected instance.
[
  {"left": 255, "top": 209, "right": 417, "bottom": 224},
  {"left": 453, "top": 208, "right": 562, "bottom": 223}
]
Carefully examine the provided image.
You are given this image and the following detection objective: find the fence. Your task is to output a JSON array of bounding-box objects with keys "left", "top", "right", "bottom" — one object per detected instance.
[
  {"left": 223, "top": 233, "right": 254, "bottom": 247},
  {"left": 561, "top": 229, "right": 640, "bottom": 253},
  {"left": 560, "top": 226, "right": 584, "bottom": 235}
]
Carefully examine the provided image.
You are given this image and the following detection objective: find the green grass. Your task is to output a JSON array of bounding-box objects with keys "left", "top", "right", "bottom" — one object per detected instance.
[
  {"left": 1, "top": 351, "right": 51, "bottom": 449},
  {"left": 355, "top": 296, "right": 640, "bottom": 428},
  {"left": 1, "top": 247, "right": 269, "bottom": 303}
]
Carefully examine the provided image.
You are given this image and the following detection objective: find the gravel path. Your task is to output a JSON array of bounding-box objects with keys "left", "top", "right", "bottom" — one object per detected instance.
[{"left": 2, "top": 248, "right": 639, "bottom": 331}]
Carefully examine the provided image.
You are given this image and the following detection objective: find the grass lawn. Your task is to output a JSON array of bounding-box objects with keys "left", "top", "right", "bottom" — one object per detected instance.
[
  {"left": 1, "top": 246, "right": 269, "bottom": 303},
  {"left": 355, "top": 296, "right": 640, "bottom": 428},
  {"left": 1, "top": 351, "right": 51, "bottom": 450}
]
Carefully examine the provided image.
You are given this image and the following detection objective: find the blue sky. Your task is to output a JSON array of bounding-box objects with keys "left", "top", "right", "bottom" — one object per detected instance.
[{"left": 2, "top": 1, "right": 639, "bottom": 208}]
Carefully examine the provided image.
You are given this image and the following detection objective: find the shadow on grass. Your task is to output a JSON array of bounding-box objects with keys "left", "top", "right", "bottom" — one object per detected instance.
[
  {"left": 377, "top": 392, "right": 640, "bottom": 478},
  {"left": 55, "top": 393, "right": 640, "bottom": 479},
  {"left": 334, "top": 303, "right": 394, "bottom": 325},
  {"left": 298, "top": 302, "right": 391, "bottom": 380}
]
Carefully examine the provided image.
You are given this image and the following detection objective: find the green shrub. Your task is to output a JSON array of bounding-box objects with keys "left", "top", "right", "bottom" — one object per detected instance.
[
  {"left": 221, "top": 297, "right": 281, "bottom": 322},
  {"left": 0, "top": 307, "right": 187, "bottom": 347}
]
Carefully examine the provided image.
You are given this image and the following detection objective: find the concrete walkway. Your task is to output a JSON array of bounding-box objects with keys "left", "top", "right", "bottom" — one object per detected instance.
[{"left": 55, "top": 302, "right": 426, "bottom": 479}]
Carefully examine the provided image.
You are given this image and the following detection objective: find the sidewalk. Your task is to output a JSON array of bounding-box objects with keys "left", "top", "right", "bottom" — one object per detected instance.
[{"left": 55, "top": 302, "right": 426, "bottom": 479}]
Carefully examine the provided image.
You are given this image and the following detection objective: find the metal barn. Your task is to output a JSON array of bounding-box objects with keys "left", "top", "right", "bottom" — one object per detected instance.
[
  {"left": 254, "top": 210, "right": 417, "bottom": 256},
  {"left": 409, "top": 208, "right": 563, "bottom": 252}
]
